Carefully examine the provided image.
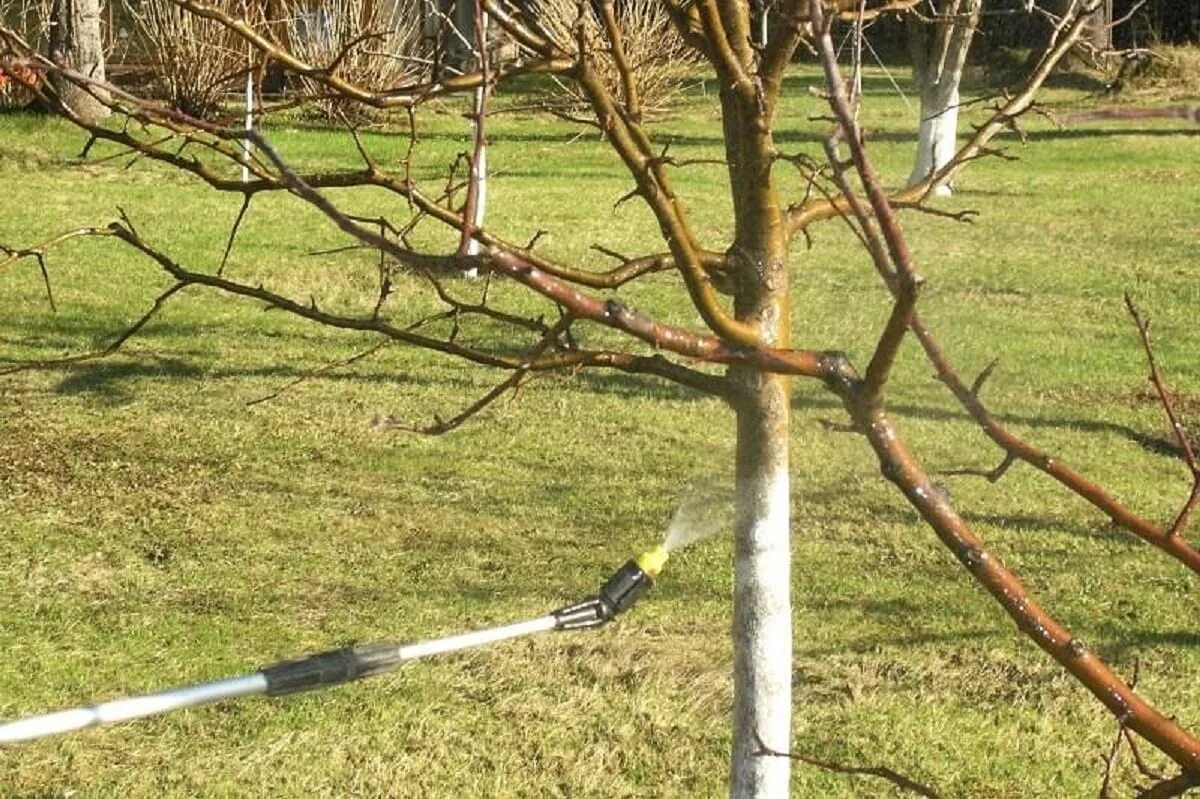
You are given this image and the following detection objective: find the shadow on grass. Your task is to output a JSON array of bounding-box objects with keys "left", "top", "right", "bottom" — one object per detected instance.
[
  {"left": 4, "top": 314, "right": 1180, "bottom": 452},
  {"left": 794, "top": 627, "right": 999, "bottom": 659},
  {"left": 830, "top": 499, "right": 1132, "bottom": 545},
  {"left": 792, "top": 389, "right": 1182, "bottom": 460},
  {"left": 490, "top": 120, "right": 1196, "bottom": 151},
  {"left": 47, "top": 359, "right": 421, "bottom": 401},
  {"left": 1028, "top": 127, "right": 1200, "bottom": 142},
  {"left": 1100, "top": 628, "right": 1200, "bottom": 652},
  {"left": 573, "top": 370, "right": 718, "bottom": 403},
  {"left": 53, "top": 358, "right": 203, "bottom": 402},
  {"left": 29, "top": 347, "right": 706, "bottom": 405},
  {"left": 1093, "top": 628, "right": 1200, "bottom": 669},
  {"left": 957, "top": 510, "right": 1138, "bottom": 546}
]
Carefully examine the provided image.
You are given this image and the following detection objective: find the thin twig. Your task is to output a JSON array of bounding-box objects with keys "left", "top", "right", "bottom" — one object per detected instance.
[
  {"left": 0, "top": 283, "right": 185, "bottom": 375},
  {"left": 374, "top": 313, "right": 574, "bottom": 435},
  {"left": 246, "top": 341, "right": 391, "bottom": 407},
  {"left": 219, "top": 193, "right": 253, "bottom": 277},
  {"left": 753, "top": 731, "right": 942, "bottom": 798},
  {"left": 1099, "top": 658, "right": 1143, "bottom": 798},
  {"left": 1126, "top": 293, "right": 1200, "bottom": 538}
]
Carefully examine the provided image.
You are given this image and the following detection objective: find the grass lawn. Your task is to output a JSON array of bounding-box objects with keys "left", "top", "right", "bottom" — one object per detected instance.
[{"left": 1, "top": 67, "right": 1199, "bottom": 797}]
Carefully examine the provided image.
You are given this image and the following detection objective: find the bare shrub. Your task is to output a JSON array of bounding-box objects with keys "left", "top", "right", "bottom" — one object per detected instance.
[
  {"left": 278, "top": 0, "right": 428, "bottom": 121},
  {"left": 534, "top": 0, "right": 700, "bottom": 118},
  {"left": 122, "top": 0, "right": 254, "bottom": 119},
  {"left": 0, "top": 0, "right": 49, "bottom": 108},
  {"left": 1115, "top": 45, "right": 1200, "bottom": 99}
]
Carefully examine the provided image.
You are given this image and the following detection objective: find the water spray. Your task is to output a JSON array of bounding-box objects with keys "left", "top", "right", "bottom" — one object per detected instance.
[{"left": 0, "top": 545, "right": 671, "bottom": 747}]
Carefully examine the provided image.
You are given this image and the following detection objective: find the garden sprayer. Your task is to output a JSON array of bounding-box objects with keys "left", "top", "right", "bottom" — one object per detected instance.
[{"left": 0, "top": 545, "right": 670, "bottom": 746}]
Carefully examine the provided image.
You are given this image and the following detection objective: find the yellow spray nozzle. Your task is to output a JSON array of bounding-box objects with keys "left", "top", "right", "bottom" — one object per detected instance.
[{"left": 635, "top": 544, "right": 669, "bottom": 579}]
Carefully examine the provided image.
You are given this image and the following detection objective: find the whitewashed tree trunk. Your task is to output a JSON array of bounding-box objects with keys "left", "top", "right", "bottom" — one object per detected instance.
[
  {"left": 730, "top": 379, "right": 792, "bottom": 798},
  {"left": 465, "top": 79, "right": 488, "bottom": 260},
  {"left": 909, "top": 84, "right": 961, "bottom": 197},
  {"left": 906, "top": 0, "right": 981, "bottom": 196},
  {"left": 458, "top": 1, "right": 488, "bottom": 277}
]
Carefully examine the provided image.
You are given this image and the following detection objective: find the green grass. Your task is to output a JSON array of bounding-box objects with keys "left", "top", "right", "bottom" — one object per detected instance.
[{"left": 1, "top": 68, "right": 1199, "bottom": 797}]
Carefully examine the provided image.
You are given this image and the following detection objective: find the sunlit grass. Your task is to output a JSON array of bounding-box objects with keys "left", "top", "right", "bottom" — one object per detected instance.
[{"left": 1, "top": 67, "right": 1198, "bottom": 797}]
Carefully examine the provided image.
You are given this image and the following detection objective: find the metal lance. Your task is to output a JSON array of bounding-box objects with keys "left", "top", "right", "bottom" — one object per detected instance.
[{"left": 0, "top": 546, "right": 669, "bottom": 746}]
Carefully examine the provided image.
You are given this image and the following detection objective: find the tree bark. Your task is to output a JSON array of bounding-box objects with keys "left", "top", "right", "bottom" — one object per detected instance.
[
  {"left": 48, "top": 0, "right": 108, "bottom": 125},
  {"left": 720, "top": 7, "right": 794, "bottom": 781},
  {"left": 906, "top": 0, "right": 980, "bottom": 195},
  {"left": 1084, "top": 0, "right": 1113, "bottom": 52},
  {"left": 459, "top": 0, "right": 489, "bottom": 277},
  {"left": 730, "top": 371, "right": 792, "bottom": 798}
]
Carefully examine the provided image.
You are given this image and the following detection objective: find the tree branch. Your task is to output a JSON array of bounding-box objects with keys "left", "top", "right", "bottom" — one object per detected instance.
[
  {"left": 375, "top": 312, "right": 576, "bottom": 435},
  {"left": 817, "top": 355, "right": 1200, "bottom": 781},
  {"left": 246, "top": 341, "right": 391, "bottom": 407},
  {"left": 1, "top": 280, "right": 185, "bottom": 375},
  {"left": 753, "top": 730, "right": 942, "bottom": 798},
  {"left": 811, "top": 0, "right": 923, "bottom": 403},
  {"left": 1126, "top": 294, "right": 1200, "bottom": 539},
  {"left": 912, "top": 311, "right": 1200, "bottom": 577},
  {"left": 783, "top": 0, "right": 1097, "bottom": 240}
]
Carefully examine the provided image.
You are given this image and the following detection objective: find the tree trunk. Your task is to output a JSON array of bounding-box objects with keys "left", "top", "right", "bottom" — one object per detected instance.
[
  {"left": 48, "top": 0, "right": 108, "bottom": 125},
  {"left": 910, "top": 83, "right": 961, "bottom": 197},
  {"left": 1084, "top": 0, "right": 1113, "bottom": 52},
  {"left": 459, "top": 0, "right": 488, "bottom": 277},
  {"left": 906, "top": 0, "right": 980, "bottom": 195},
  {"left": 729, "top": 372, "right": 792, "bottom": 798},
  {"left": 445, "top": 0, "right": 476, "bottom": 75},
  {"left": 722, "top": 30, "right": 794, "bottom": 785}
]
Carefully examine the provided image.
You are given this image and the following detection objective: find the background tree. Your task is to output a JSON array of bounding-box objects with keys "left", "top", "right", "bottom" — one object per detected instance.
[
  {"left": 46, "top": 0, "right": 106, "bottom": 123},
  {"left": 2, "top": 1, "right": 1199, "bottom": 796},
  {"left": 906, "top": 0, "right": 981, "bottom": 195}
]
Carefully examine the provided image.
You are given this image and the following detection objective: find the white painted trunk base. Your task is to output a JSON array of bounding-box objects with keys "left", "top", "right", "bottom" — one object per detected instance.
[
  {"left": 730, "top": 382, "right": 792, "bottom": 799},
  {"left": 462, "top": 10, "right": 488, "bottom": 278},
  {"left": 908, "top": 88, "right": 960, "bottom": 197},
  {"left": 465, "top": 138, "right": 487, "bottom": 258},
  {"left": 730, "top": 465, "right": 792, "bottom": 797}
]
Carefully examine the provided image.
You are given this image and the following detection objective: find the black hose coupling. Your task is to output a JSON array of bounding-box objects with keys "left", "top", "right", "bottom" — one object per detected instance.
[
  {"left": 553, "top": 546, "right": 667, "bottom": 630},
  {"left": 260, "top": 642, "right": 404, "bottom": 696}
]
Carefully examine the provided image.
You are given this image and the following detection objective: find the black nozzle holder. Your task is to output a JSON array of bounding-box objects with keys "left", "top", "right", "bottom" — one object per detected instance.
[
  {"left": 260, "top": 642, "right": 402, "bottom": 696},
  {"left": 553, "top": 559, "right": 654, "bottom": 630}
]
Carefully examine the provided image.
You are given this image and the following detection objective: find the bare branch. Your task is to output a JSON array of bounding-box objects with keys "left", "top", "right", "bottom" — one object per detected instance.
[
  {"left": 375, "top": 313, "right": 575, "bottom": 435},
  {"left": 1126, "top": 730, "right": 1171, "bottom": 782},
  {"left": 218, "top": 193, "right": 252, "bottom": 277},
  {"left": 1126, "top": 294, "right": 1200, "bottom": 538},
  {"left": 811, "top": 0, "right": 923, "bottom": 403},
  {"left": 598, "top": 0, "right": 641, "bottom": 122},
  {"left": 941, "top": 452, "right": 1017, "bottom": 483},
  {"left": 457, "top": 0, "right": 492, "bottom": 258},
  {"left": 784, "top": 0, "right": 1097, "bottom": 240},
  {"left": 1, "top": 228, "right": 105, "bottom": 313},
  {"left": 247, "top": 341, "right": 392, "bottom": 407},
  {"left": 753, "top": 730, "right": 942, "bottom": 798},
  {"left": 1, "top": 281, "right": 186, "bottom": 375},
  {"left": 915, "top": 306, "right": 1200, "bottom": 577},
  {"left": 1099, "top": 658, "right": 1141, "bottom": 799},
  {"left": 819, "top": 355, "right": 1200, "bottom": 779}
]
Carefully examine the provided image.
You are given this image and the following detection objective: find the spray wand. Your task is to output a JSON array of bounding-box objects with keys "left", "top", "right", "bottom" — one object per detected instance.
[{"left": 0, "top": 545, "right": 670, "bottom": 747}]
